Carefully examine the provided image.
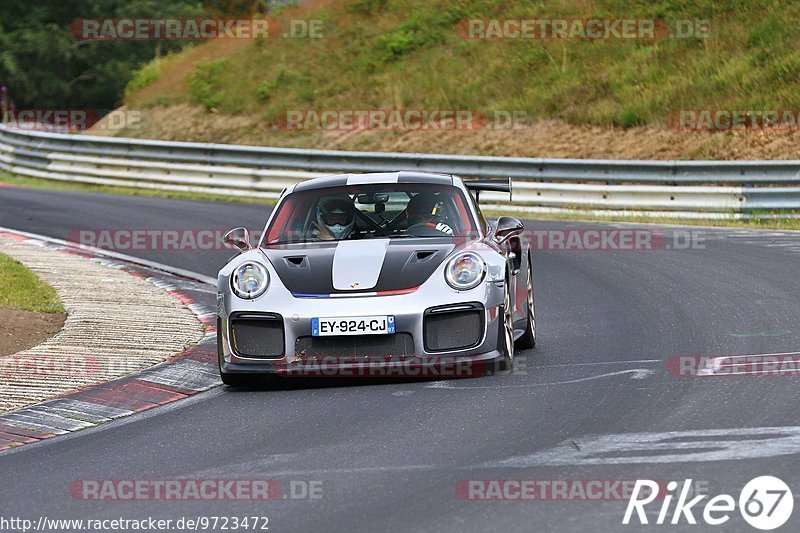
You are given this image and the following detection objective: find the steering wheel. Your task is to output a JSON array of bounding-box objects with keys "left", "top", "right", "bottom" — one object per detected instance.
[{"left": 406, "top": 223, "right": 451, "bottom": 237}]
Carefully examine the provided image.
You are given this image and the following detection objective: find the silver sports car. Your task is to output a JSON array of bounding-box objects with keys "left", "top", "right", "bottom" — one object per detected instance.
[{"left": 217, "top": 171, "right": 535, "bottom": 385}]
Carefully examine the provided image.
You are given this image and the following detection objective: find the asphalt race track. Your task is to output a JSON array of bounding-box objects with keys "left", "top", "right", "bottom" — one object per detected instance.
[{"left": 2, "top": 186, "right": 800, "bottom": 532}]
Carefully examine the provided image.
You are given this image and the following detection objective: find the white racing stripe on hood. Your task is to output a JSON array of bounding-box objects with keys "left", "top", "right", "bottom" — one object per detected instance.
[{"left": 332, "top": 239, "right": 390, "bottom": 291}]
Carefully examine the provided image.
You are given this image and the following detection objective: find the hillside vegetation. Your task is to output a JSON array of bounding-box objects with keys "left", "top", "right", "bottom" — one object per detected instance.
[
  {"left": 113, "top": 0, "right": 800, "bottom": 159},
  {"left": 0, "top": 0, "right": 205, "bottom": 110}
]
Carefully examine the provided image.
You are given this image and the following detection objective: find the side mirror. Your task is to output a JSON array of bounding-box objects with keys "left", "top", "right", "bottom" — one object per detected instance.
[
  {"left": 494, "top": 216, "right": 524, "bottom": 244},
  {"left": 224, "top": 227, "right": 252, "bottom": 252}
]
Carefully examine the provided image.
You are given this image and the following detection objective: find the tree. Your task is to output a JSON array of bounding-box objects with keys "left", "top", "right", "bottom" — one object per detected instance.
[{"left": 0, "top": 0, "right": 206, "bottom": 110}]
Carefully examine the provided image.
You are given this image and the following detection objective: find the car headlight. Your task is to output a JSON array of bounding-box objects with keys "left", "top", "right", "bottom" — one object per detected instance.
[
  {"left": 231, "top": 262, "right": 269, "bottom": 299},
  {"left": 445, "top": 252, "right": 485, "bottom": 290}
]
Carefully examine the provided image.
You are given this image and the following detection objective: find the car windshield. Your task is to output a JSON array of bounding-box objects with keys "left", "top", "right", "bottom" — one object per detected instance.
[{"left": 263, "top": 183, "right": 478, "bottom": 245}]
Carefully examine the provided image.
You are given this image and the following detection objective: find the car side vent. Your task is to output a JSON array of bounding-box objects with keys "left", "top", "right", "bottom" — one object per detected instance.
[
  {"left": 284, "top": 256, "right": 308, "bottom": 268},
  {"left": 413, "top": 250, "right": 437, "bottom": 263}
]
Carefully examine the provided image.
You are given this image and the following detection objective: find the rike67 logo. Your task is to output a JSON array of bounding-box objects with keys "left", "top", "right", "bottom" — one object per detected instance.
[{"left": 623, "top": 476, "right": 793, "bottom": 530}]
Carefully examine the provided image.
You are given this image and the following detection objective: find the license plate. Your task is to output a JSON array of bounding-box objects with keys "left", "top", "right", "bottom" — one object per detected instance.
[{"left": 312, "top": 315, "right": 395, "bottom": 337}]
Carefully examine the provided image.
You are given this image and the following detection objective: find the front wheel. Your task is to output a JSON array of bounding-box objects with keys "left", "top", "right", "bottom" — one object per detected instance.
[
  {"left": 516, "top": 254, "right": 536, "bottom": 349},
  {"left": 495, "top": 270, "right": 515, "bottom": 372}
]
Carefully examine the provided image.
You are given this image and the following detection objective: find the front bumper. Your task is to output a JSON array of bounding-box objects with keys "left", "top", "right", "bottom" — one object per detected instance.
[
  {"left": 218, "top": 284, "right": 505, "bottom": 378},
  {"left": 219, "top": 349, "right": 504, "bottom": 378}
]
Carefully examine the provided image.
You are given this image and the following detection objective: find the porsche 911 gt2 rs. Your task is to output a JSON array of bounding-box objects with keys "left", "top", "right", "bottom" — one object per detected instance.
[{"left": 217, "top": 171, "right": 535, "bottom": 385}]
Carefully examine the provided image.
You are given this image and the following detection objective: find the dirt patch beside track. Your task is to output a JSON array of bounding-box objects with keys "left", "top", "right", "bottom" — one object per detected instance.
[{"left": 0, "top": 308, "right": 66, "bottom": 357}]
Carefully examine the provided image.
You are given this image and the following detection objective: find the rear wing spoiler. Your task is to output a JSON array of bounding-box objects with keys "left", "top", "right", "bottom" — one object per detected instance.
[{"left": 463, "top": 178, "right": 512, "bottom": 203}]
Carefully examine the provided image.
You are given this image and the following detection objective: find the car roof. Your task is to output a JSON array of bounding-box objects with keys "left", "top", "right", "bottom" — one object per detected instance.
[{"left": 291, "top": 171, "right": 455, "bottom": 192}]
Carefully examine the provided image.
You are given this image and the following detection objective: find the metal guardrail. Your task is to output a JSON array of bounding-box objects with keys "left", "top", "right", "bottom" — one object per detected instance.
[{"left": 2, "top": 123, "right": 799, "bottom": 218}]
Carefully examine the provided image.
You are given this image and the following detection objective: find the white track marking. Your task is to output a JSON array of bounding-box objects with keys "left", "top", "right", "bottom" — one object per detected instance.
[
  {"left": 535, "top": 359, "right": 660, "bottom": 369},
  {"left": 425, "top": 368, "right": 655, "bottom": 389},
  {"left": 484, "top": 426, "right": 800, "bottom": 467}
]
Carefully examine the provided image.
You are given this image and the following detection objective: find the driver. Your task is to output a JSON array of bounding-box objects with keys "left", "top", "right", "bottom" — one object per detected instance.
[
  {"left": 315, "top": 197, "right": 356, "bottom": 240},
  {"left": 405, "top": 192, "right": 454, "bottom": 235}
]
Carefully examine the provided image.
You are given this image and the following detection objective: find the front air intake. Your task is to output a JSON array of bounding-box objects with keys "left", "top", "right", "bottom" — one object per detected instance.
[
  {"left": 230, "top": 313, "right": 285, "bottom": 358},
  {"left": 423, "top": 303, "right": 484, "bottom": 352}
]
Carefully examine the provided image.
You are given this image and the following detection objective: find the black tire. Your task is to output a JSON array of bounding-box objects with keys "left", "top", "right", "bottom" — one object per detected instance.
[
  {"left": 516, "top": 253, "right": 536, "bottom": 350},
  {"left": 495, "top": 270, "right": 515, "bottom": 373}
]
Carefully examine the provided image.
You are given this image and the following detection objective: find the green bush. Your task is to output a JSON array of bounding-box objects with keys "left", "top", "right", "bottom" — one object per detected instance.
[
  {"left": 256, "top": 80, "right": 274, "bottom": 101},
  {"left": 125, "top": 60, "right": 163, "bottom": 96},
  {"left": 616, "top": 107, "right": 646, "bottom": 128},
  {"left": 378, "top": 30, "right": 418, "bottom": 59},
  {"left": 187, "top": 59, "right": 228, "bottom": 111}
]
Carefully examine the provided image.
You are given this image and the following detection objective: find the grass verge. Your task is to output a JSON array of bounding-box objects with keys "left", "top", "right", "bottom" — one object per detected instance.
[{"left": 0, "top": 252, "right": 65, "bottom": 313}]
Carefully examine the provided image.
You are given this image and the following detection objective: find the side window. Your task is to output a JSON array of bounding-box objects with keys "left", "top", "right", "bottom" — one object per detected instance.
[
  {"left": 437, "top": 195, "right": 462, "bottom": 233},
  {"left": 473, "top": 195, "right": 488, "bottom": 234},
  {"left": 265, "top": 196, "right": 310, "bottom": 243},
  {"left": 265, "top": 197, "right": 294, "bottom": 243}
]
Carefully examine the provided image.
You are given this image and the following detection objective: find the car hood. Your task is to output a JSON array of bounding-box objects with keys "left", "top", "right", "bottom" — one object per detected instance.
[{"left": 259, "top": 238, "right": 466, "bottom": 295}]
